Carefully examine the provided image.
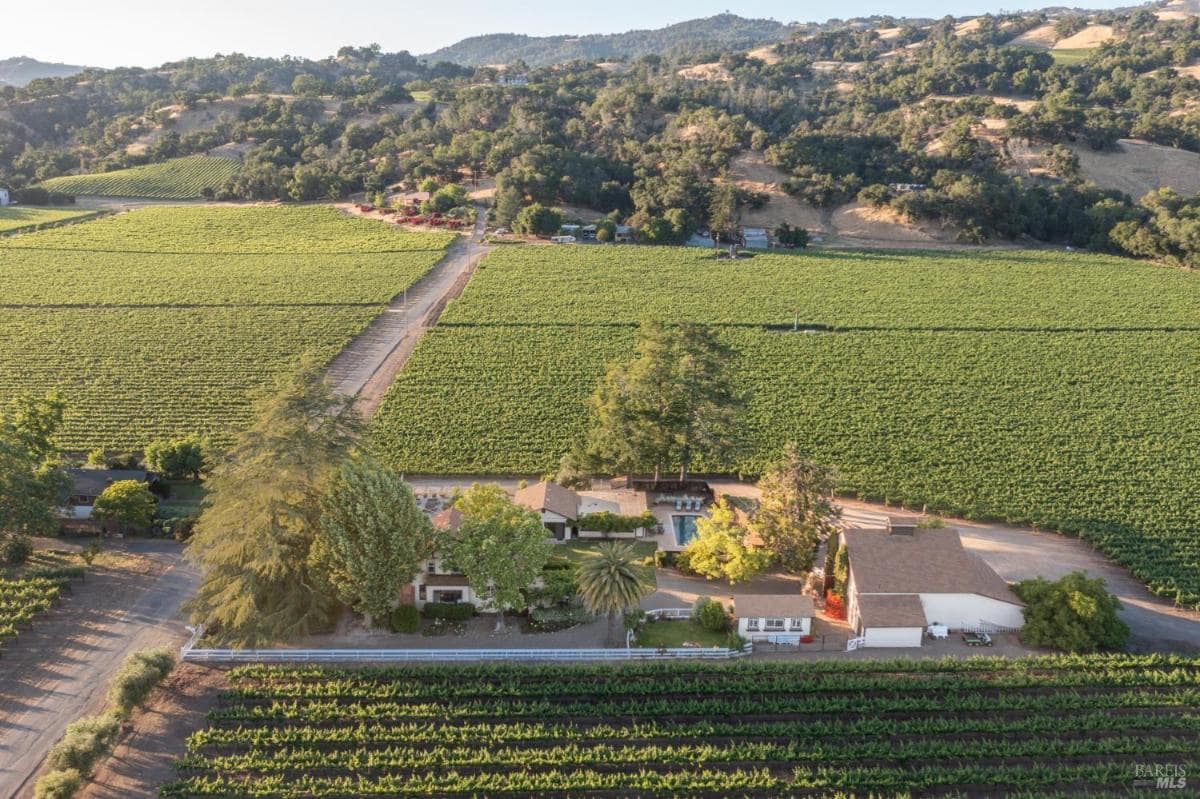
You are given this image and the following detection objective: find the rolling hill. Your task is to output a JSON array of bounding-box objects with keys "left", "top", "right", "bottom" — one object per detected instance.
[
  {"left": 0, "top": 56, "right": 86, "bottom": 86},
  {"left": 421, "top": 14, "right": 794, "bottom": 67}
]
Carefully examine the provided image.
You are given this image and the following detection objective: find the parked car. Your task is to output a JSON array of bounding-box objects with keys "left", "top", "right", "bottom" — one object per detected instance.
[{"left": 962, "top": 632, "right": 993, "bottom": 647}]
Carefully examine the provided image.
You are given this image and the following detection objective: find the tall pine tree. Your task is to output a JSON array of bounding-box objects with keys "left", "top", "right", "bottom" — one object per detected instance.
[{"left": 185, "top": 356, "right": 361, "bottom": 646}]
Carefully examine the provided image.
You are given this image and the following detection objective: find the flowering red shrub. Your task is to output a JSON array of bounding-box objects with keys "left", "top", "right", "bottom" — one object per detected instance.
[{"left": 824, "top": 591, "right": 845, "bottom": 620}]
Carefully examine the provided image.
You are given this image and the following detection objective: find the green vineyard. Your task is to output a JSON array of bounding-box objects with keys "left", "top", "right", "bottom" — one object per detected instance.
[
  {"left": 0, "top": 576, "right": 65, "bottom": 645},
  {"left": 38, "top": 155, "right": 241, "bottom": 199},
  {"left": 0, "top": 205, "right": 452, "bottom": 450},
  {"left": 369, "top": 245, "right": 1200, "bottom": 607},
  {"left": 162, "top": 658, "right": 1200, "bottom": 797},
  {"left": 0, "top": 206, "right": 101, "bottom": 234}
]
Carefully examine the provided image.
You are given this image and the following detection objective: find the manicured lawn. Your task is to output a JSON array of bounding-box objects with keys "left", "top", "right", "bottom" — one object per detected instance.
[
  {"left": 553, "top": 539, "right": 657, "bottom": 588},
  {"left": 159, "top": 479, "right": 207, "bottom": 517},
  {"left": 636, "top": 619, "right": 728, "bottom": 648}
]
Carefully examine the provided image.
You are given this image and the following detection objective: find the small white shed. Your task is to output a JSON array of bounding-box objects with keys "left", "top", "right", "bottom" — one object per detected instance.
[
  {"left": 734, "top": 593, "right": 814, "bottom": 643},
  {"left": 0, "top": 188, "right": 10, "bottom": 206}
]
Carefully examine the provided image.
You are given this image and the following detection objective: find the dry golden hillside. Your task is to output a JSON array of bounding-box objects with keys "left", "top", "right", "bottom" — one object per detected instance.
[{"left": 1008, "top": 138, "right": 1200, "bottom": 199}]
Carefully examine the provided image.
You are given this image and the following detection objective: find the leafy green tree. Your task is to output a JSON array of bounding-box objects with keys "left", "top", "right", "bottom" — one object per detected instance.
[
  {"left": 577, "top": 541, "right": 653, "bottom": 645},
  {"left": 831, "top": 544, "right": 849, "bottom": 599},
  {"left": 492, "top": 180, "right": 524, "bottom": 228},
  {"left": 1014, "top": 571, "right": 1130, "bottom": 652},
  {"left": 692, "top": 596, "right": 730, "bottom": 632},
  {"left": 445, "top": 484, "right": 553, "bottom": 631},
  {"left": 752, "top": 446, "right": 840, "bottom": 573},
  {"left": 185, "top": 355, "right": 362, "bottom": 647},
  {"left": 422, "top": 184, "right": 468, "bottom": 214},
  {"left": 681, "top": 498, "right": 770, "bottom": 584},
  {"left": 144, "top": 434, "right": 208, "bottom": 480},
  {"left": 92, "top": 480, "right": 156, "bottom": 533},
  {"left": 773, "top": 222, "right": 810, "bottom": 248},
  {"left": 291, "top": 74, "right": 324, "bottom": 97},
  {"left": 0, "top": 393, "right": 70, "bottom": 558},
  {"left": 310, "top": 455, "right": 436, "bottom": 627},
  {"left": 670, "top": 324, "right": 743, "bottom": 481},
  {"left": 595, "top": 218, "right": 616, "bottom": 243},
  {"left": 1042, "top": 144, "right": 1080, "bottom": 180},
  {"left": 579, "top": 320, "right": 743, "bottom": 482},
  {"left": 512, "top": 203, "right": 564, "bottom": 236},
  {"left": 707, "top": 179, "right": 739, "bottom": 248}
]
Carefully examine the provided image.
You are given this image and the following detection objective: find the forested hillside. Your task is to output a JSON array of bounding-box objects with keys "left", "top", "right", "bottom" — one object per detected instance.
[
  {"left": 2, "top": 3, "right": 1199, "bottom": 264},
  {"left": 0, "top": 56, "right": 85, "bottom": 86},
  {"left": 420, "top": 14, "right": 795, "bottom": 67}
]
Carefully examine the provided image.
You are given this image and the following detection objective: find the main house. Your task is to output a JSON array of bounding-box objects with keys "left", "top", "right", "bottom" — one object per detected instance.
[
  {"left": 514, "top": 481, "right": 581, "bottom": 540},
  {"left": 60, "top": 468, "right": 151, "bottom": 519},
  {"left": 840, "top": 517, "right": 1025, "bottom": 647},
  {"left": 407, "top": 507, "right": 479, "bottom": 608}
]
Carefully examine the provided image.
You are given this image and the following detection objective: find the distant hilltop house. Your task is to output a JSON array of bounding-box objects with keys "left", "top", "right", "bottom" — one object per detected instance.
[
  {"left": 888, "top": 182, "right": 927, "bottom": 193},
  {"left": 0, "top": 187, "right": 11, "bottom": 206},
  {"left": 60, "top": 468, "right": 151, "bottom": 520},
  {"left": 496, "top": 73, "right": 529, "bottom": 86},
  {"left": 841, "top": 516, "right": 1025, "bottom": 648}
]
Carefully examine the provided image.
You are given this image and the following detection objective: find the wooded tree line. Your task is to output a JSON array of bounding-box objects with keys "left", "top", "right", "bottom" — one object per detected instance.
[{"left": 2, "top": 9, "right": 1199, "bottom": 262}]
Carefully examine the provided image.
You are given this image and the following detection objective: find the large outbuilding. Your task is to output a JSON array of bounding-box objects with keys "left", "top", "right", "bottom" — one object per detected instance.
[{"left": 841, "top": 517, "right": 1025, "bottom": 647}]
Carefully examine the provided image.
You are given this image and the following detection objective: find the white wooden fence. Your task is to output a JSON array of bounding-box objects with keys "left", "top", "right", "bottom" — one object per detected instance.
[{"left": 644, "top": 607, "right": 692, "bottom": 621}]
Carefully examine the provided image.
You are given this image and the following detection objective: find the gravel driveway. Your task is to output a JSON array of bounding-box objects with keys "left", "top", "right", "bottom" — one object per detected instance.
[{"left": 0, "top": 539, "right": 197, "bottom": 799}]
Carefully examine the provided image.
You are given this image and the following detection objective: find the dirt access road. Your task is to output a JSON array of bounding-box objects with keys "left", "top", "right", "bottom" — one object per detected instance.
[
  {"left": 324, "top": 208, "right": 492, "bottom": 417},
  {"left": 0, "top": 540, "right": 197, "bottom": 799}
]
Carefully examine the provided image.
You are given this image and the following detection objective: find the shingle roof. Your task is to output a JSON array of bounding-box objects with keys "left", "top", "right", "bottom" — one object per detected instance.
[
  {"left": 432, "top": 507, "right": 463, "bottom": 531},
  {"left": 514, "top": 480, "right": 579, "bottom": 520},
  {"left": 66, "top": 469, "right": 148, "bottom": 498},
  {"left": 842, "top": 526, "right": 1023, "bottom": 606},
  {"left": 857, "top": 593, "right": 927, "bottom": 628},
  {"left": 734, "top": 593, "right": 815, "bottom": 619},
  {"left": 423, "top": 573, "right": 470, "bottom": 587}
]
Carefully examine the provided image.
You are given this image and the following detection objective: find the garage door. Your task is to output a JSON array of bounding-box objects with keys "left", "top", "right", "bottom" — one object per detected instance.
[{"left": 864, "top": 626, "right": 923, "bottom": 648}]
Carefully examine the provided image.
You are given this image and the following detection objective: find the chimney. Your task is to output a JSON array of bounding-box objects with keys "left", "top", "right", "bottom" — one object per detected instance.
[{"left": 887, "top": 515, "right": 918, "bottom": 536}]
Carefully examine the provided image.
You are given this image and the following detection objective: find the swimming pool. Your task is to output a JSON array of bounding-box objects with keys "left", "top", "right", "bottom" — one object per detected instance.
[{"left": 673, "top": 515, "right": 700, "bottom": 547}]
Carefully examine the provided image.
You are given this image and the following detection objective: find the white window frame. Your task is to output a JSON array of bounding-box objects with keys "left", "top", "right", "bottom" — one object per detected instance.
[
  {"left": 764, "top": 618, "right": 786, "bottom": 631},
  {"left": 789, "top": 618, "right": 807, "bottom": 631},
  {"left": 744, "top": 618, "right": 760, "bottom": 632}
]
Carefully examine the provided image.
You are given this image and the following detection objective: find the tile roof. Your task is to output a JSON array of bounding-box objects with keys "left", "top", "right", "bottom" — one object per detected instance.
[
  {"left": 857, "top": 593, "right": 928, "bottom": 628},
  {"left": 842, "top": 526, "right": 1022, "bottom": 606},
  {"left": 734, "top": 593, "right": 815, "bottom": 619},
  {"left": 514, "top": 480, "right": 579, "bottom": 520}
]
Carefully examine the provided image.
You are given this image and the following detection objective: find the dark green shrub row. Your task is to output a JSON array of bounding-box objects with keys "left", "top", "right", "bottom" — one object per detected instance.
[{"left": 422, "top": 602, "right": 475, "bottom": 621}]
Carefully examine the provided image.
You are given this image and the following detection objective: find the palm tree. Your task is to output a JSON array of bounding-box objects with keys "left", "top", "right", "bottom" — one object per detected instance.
[{"left": 577, "top": 541, "right": 653, "bottom": 646}]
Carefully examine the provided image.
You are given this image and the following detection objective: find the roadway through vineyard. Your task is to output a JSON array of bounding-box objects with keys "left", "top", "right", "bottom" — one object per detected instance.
[{"left": 324, "top": 208, "right": 491, "bottom": 417}]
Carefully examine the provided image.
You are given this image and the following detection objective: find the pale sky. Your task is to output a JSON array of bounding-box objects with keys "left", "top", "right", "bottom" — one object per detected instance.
[{"left": 2, "top": 0, "right": 1135, "bottom": 69}]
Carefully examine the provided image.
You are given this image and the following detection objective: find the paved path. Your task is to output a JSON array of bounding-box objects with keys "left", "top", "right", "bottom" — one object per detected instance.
[
  {"left": 324, "top": 209, "right": 491, "bottom": 417},
  {"left": 0, "top": 541, "right": 197, "bottom": 799}
]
